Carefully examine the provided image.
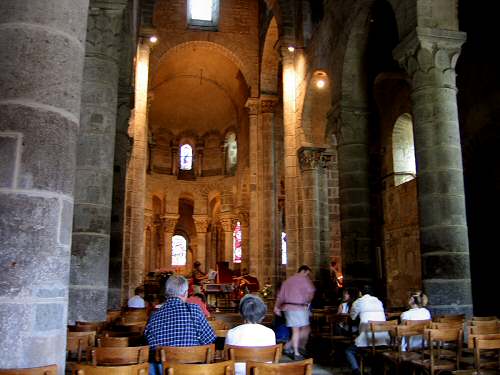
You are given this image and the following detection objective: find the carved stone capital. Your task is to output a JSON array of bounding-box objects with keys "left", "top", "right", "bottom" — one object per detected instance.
[
  {"left": 298, "top": 147, "right": 329, "bottom": 171},
  {"left": 393, "top": 27, "right": 466, "bottom": 88},
  {"left": 260, "top": 96, "right": 279, "bottom": 114},
  {"left": 236, "top": 210, "right": 249, "bottom": 226},
  {"left": 220, "top": 214, "right": 235, "bottom": 232},
  {"left": 193, "top": 215, "right": 210, "bottom": 233},
  {"left": 161, "top": 214, "right": 179, "bottom": 232},
  {"left": 245, "top": 98, "right": 260, "bottom": 116}
]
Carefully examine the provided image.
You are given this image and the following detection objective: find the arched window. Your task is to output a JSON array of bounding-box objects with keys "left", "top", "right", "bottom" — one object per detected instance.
[
  {"left": 281, "top": 232, "right": 287, "bottom": 265},
  {"left": 180, "top": 144, "right": 193, "bottom": 171},
  {"left": 392, "top": 113, "right": 416, "bottom": 186},
  {"left": 225, "top": 132, "right": 237, "bottom": 175},
  {"left": 188, "top": 0, "right": 219, "bottom": 29},
  {"left": 233, "top": 221, "right": 242, "bottom": 263},
  {"left": 172, "top": 235, "right": 187, "bottom": 266}
]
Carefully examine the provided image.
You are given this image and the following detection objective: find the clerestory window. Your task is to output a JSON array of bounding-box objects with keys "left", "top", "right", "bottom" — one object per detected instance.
[
  {"left": 180, "top": 144, "right": 193, "bottom": 171},
  {"left": 172, "top": 235, "right": 187, "bottom": 266},
  {"left": 188, "top": 0, "right": 219, "bottom": 29}
]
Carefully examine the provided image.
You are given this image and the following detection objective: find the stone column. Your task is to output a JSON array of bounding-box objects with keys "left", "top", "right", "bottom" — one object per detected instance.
[
  {"left": 161, "top": 214, "right": 179, "bottom": 269},
  {"left": 394, "top": 28, "right": 472, "bottom": 315},
  {"left": 259, "top": 97, "right": 279, "bottom": 285},
  {"left": 298, "top": 147, "right": 325, "bottom": 275},
  {"left": 220, "top": 214, "right": 235, "bottom": 265},
  {"left": 0, "top": 0, "right": 89, "bottom": 371},
  {"left": 245, "top": 98, "right": 260, "bottom": 274},
  {"left": 123, "top": 41, "right": 151, "bottom": 298},
  {"left": 332, "top": 103, "right": 373, "bottom": 286},
  {"left": 193, "top": 215, "right": 209, "bottom": 271},
  {"left": 281, "top": 47, "right": 300, "bottom": 275},
  {"left": 69, "top": 0, "right": 126, "bottom": 322}
]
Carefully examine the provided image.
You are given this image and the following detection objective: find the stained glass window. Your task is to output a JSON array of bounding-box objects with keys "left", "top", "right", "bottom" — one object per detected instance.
[
  {"left": 180, "top": 144, "right": 193, "bottom": 171},
  {"left": 281, "top": 232, "right": 287, "bottom": 265},
  {"left": 233, "top": 221, "right": 242, "bottom": 263},
  {"left": 172, "top": 235, "right": 187, "bottom": 266}
]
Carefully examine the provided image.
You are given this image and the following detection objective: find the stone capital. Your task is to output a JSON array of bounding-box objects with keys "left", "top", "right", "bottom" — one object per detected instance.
[
  {"left": 245, "top": 98, "right": 260, "bottom": 116},
  {"left": 260, "top": 96, "right": 279, "bottom": 114},
  {"left": 298, "top": 147, "right": 329, "bottom": 171},
  {"left": 193, "top": 215, "right": 210, "bottom": 233},
  {"left": 161, "top": 214, "right": 179, "bottom": 232},
  {"left": 393, "top": 27, "right": 466, "bottom": 83},
  {"left": 236, "top": 210, "right": 249, "bottom": 227},
  {"left": 220, "top": 214, "right": 235, "bottom": 232}
]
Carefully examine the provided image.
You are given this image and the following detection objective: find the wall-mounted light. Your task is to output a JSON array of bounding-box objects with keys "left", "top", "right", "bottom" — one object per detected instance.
[
  {"left": 313, "top": 70, "right": 328, "bottom": 90},
  {"left": 149, "top": 35, "right": 158, "bottom": 44},
  {"left": 287, "top": 45, "right": 295, "bottom": 52}
]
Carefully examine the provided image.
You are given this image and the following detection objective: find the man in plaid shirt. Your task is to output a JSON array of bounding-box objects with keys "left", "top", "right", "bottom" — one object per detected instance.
[{"left": 145, "top": 275, "right": 215, "bottom": 374}]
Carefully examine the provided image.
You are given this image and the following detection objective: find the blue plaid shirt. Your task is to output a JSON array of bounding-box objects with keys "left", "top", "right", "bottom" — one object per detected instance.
[{"left": 145, "top": 297, "right": 216, "bottom": 349}]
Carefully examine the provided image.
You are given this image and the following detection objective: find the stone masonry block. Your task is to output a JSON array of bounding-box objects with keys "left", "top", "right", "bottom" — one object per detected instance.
[
  {"left": 0, "top": 134, "right": 18, "bottom": 188},
  {"left": 70, "top": 234, "right": 110, "bottom": 286},
  {"left": 68, "top": 287, "right": 108, "bottom": 322},
  {"left": 422, "top": 252, "right": 471, "bottom": 279}
]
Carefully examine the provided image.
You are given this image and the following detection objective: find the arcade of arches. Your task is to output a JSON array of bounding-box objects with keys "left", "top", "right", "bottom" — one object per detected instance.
[{"left": 1, "top": 0, "right": 499, "bottom": 371}]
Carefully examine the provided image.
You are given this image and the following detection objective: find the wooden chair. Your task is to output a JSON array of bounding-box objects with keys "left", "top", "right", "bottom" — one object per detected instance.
[
  {"left": 164, "top": 360, "right": 235, "bottom": 375},
  {"left": 112, "top": 323, "right": 146, "bottom": 334},
  {"left": 404, "top": 320, "right": 432, "bottom": 327},
  {"left": 76, "top": 321, "right": 107, "bottom": 332},
  {"left": 359, "top": 320, "right": 398, "bottom": 374},
  {"left": 97, "top": 336, "right": 129, "bottom": 347},
  {"left": 215, "top": 329, "right": 229, "bottom": 338},
  {"left": 0, "top": 365, "right": 57, "bottom": 374},
  {"left": 246, "top": 358, "right": 313, "bottom": 375},
  {"left": 88, "top": 346, "right": 149, "bottom": 366},
  {"left": 454, "top": 337, "right": 500, "bottom": 375},
  {"left": 67, "top": 331, "right": 97, "bottom": 362},
  {"left": 157, "top": 344, "right": 215, "bottom": 365},
  {"left": 382, "top": 324, "right": 427, "bottom": 375},
  {"left": 71, "top": 363, "right": 148, "bottom": 374},
  {"left": 107, "top": 310, "right": 122, "bottom": 324},
  {"left": 225, "top": 344, "right": 282, "bottom": 364},
  {"left": 434, "top": 315, "right": 465, "bottom": 323},
  {"left": 472, "top": 317, "right": 497, "bottom": 322},
  {"left": 210, "top": 320, "right": 230, "bottom": 331},
  {"left": 431, "top": 322, "right": 464, "bottom": 330},
  {"left": 410, "top": 327, "right": 463, "bottom": 375}
]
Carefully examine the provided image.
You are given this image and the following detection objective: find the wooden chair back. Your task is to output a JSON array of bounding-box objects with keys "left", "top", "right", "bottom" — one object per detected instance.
[
  {"left": 0, "top": 365, "right": 57, "bottom": 374},
  {"left": 67, "top": 331, "right": 96, "bottom": 362},
  {"left": 246, "top": 358, "right": 313, "bottom": 375},
  {"left": 430, "top": 322, "right": 463, "bottom": 329},
  {"left": 71, "top": 363, "right": 148, "bottom": 374},
  {"left": 112, "top": 323, "right": 146, "bottom": 334},
  {"left": 89, "top": 346, "right": 149, "bottom": 366},
  {"left": 225, "top": 344, "right": 282, "bottom": 364},
  {"left": 164, "top": 360, "right": 235, "bottom": 375},
  {"left": 209, "top": 320, "right": 229, "bottom": 331},
  {"left": 157, "top": 344, "right": 215, "bottom": 364},
  {"left": 472, "top": 316, "right": 497, "bottom": 322},
  {"left": 76, "top": 321, "right": 107, "bottom": 332},
  {"left": 121, "top": 310, "right": 147, "bottom": 324},
  {"left": 395, "top": 324, "right": 426, "bottom": 352},
  {"left": 468, "top": 319, "right": 498, "bottom": 329},
  {"left": 434, "top": 314, "right": 465, "bottom": 323},
  {"left": 403, "top": 319, "right": 431, "bottom": 327},
  {"left": 473, "top": 338, "right": 500, "bottom": 372},
  {"left": 467, "top": 333, "right": 500, "bottom": 350},
  {"left": 368, "top": 320, "right": 397, "bottom": 352},
  {"left": 424, "top": 327, "right": 463, "bottom": 373},
  {"left": 106, "top": 310, "right": 121, "bottom": 323},
  {"left": 97, "top": 336, "right": 129, "bottom": 347},
  {"left": 468, "top": 324, "right": 500, "bottom": 336}
]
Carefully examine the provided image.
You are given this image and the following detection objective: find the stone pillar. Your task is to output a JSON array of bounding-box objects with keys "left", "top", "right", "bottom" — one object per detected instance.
[
  {"left": 281, "top": 47, "right": 301, "bottom": 276},
  {"left": 69, "top": 1, "right": 126, "bottom": 322},
  {"left": 220, "top": 214, "right": 235, "bottom": 265},
  {"left": 260, "top": 97, "right": 279, "bottom": 285},
  {"left": 0, "top": 0, "right": 89, "bottom": 371},
  {"left": 161, "top": 214, "right": 179, "bottom": 269},
  {"left": 298, "top": 147, "right": 326, "bottom": 275},
  {"left": 332, "top": 103, "right": 373, "bottom": 286},
  {"left": 123, "top": 41, "right": 151, "bottom": 298},
  {"left": 193, "top": 215, "right": 209, "bottom": 271},
  {"left": 245, "top": 98, "right": 260, "bottom": 275},
  {"left": 394, "top": 28, "right": 472, "bottom": 315}
]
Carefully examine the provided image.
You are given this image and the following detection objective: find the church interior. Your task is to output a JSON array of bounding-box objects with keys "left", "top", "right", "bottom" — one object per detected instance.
[{"left": 1, "top": 0, "right": 500, "bottom": 373}]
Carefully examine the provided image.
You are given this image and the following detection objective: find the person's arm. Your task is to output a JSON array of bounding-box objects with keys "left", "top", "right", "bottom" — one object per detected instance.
[
  {"left": 350, "top": 299, "right": 360, "bottom": 320},
  {"left": 274, "top": 284, "right": 285, "bottom": 315}
]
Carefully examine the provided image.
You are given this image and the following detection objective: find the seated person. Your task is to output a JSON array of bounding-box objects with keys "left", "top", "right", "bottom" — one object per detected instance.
[
  {"left": 345, "top": 285, "right": 390, "bottom": 375},
  {"left": 186, "top": 292, "right": 211, "bottom": 318},
  {"left": 337, "top": 286, "right": 359, "bottom": 335},
  {"left": 226, "top": 294, "right": 276, "bottom": 375},
  {"left": 128, "top": 286, "right": 146, "bottom": 308},
  {"left": 400, "top": 291, "right": 431, "bottom": 351}
]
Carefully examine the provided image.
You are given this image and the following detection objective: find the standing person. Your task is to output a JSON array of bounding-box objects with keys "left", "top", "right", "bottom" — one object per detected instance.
[
  {"left": 128, "top": 286, "right": 146, "bottom": 308},
  {"left": 274, "top": 265, "right": 315, "bottom": 360},
  {"left": 400, "top": 291, "right": 431, "bottom": 351},
  {"left": 345, "top": 285, "right": 390, "bottom": 375},
  {"left": 145, "top": 275, "right": 216, "bottom": 375},
  {"left": 226, "top": 294, "right": 276, "bottom": 375},
  {"left": 191, "top": 260, "right": 208, "bottom": 294}
]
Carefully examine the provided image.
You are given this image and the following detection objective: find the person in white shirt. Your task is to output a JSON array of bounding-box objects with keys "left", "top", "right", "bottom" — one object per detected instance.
[
  {"left": 400, "top": 291, "right": 431, "bottom": 351},
  {"left": 346, "top": 285, "right": 389, "bottom": 375},
  {"left": 226, "top": 294, "right": 276, "bottom": 375},
  {"left": 128, "top": 286, "right": 146, "bottom": 308}
]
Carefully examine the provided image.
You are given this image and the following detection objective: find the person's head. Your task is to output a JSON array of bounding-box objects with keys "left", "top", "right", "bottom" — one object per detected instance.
[
  {"left": 134, "top": 286, "right": 144, "bottom": 297},
  {"left": 193, "top": 261, "right": 201, "bottom": 269},
  {"left": 360, "top": 284, "right": 374, "bottom": 296},
  {"left": 297, "top": 265, "right": 312, "bottom": 276},
  {"left": 165, "top": 275, "right": 189, "bottom": 300},
  {"left": 239, "top": 294, "right": 267, "bottom": 324},
  {"left": 330, "top": 261, "right": 337, "bottom": 269},
  {"left": 408, "top": 291, "right": 428, "bottom": 308}
]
